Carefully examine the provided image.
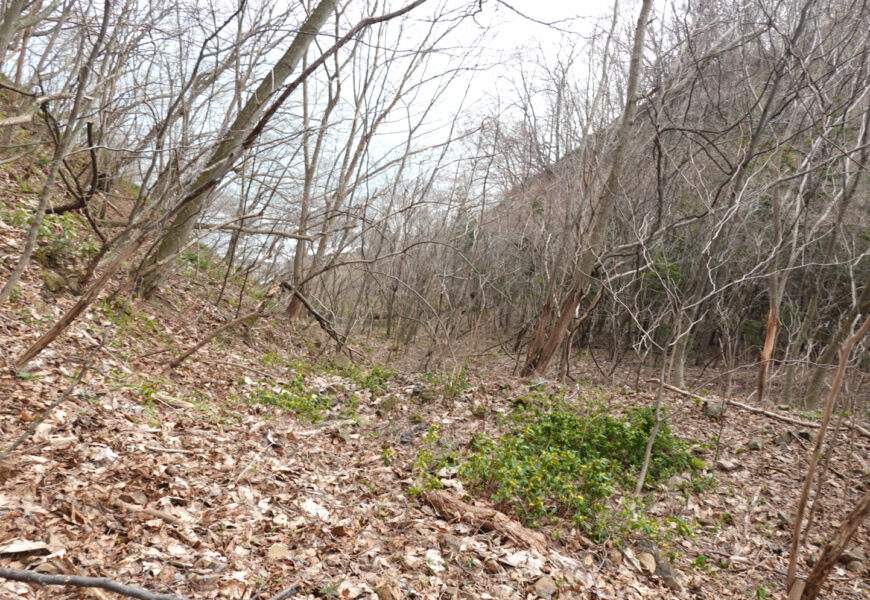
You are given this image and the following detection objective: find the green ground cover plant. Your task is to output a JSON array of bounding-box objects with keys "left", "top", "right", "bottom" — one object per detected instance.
[{"left": 459, "top": 403, "right": 702, "bottom": 539}]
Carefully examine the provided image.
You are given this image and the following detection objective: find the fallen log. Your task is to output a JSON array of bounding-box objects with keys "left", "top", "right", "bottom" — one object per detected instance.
[
  {"left": 426, "top": 489, "right": 549, "bottom": 554},
  {"left": 647, "top": 379, "right": 870, "bottom": 440}
]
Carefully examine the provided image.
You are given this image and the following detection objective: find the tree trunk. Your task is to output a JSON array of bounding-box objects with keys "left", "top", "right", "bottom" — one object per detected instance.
[
  {"left": 804, "top": 276, "right": 870, "bottom": 408},
  {"left": 521, "top": 0, "right": 653, "bottom": 377},
  {"left": 138, "top": 0, "right": 339, "bottom": 298}
]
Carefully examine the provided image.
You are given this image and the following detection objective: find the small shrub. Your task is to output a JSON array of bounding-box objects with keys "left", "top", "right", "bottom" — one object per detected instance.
[
  {"left": 246, "top": 376, "right": 331, "bottom": 422},
  {"left": 458, "top": 405, "right": 700, "bottom": 539},
  {"left": 332, "top": 363, "right": 393, "bottom": 397}
]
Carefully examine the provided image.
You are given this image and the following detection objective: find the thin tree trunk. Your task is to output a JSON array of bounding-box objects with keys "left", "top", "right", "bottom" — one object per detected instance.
[
  {"left": 804, "top": 276, "right": 870, "bottom": 408},
  {"left": 138, "top": 0, "right": 340, "bottom": 298},
  {"left": 0, "top": 0, "right": 110, "bottom": 304},
  {"left": 798, "top": 489, "right": 870, "bottom": 599},
  {"left": 521, "top": 0, "right": 653, "bottom": 377},
  {"left": 786, "top": 313, "right": 870, "bottom": 593}
]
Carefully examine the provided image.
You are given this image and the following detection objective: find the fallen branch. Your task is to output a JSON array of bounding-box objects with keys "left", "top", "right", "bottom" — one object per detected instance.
[
  {"left": 145, "top": 445, "right": 194, "bottom": 455},
  {"left": 647, "top": 379, "right": 870, "bottom": 440},
  {"left": 0, "top": 568, "right": 186, "bottom": 600},
  {"left": 426, "top": 489, "right": 548, "bottom": 554}
]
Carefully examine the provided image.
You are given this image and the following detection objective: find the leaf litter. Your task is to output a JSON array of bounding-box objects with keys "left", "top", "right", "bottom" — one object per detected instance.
[{"left": 0, "top": 247, "right": 868, "bottom": 599}]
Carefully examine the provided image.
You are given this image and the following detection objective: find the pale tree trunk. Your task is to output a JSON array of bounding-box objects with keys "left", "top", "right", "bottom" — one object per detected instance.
[
  {"left": 138, "top": 0, "right": 340, "bottom": 298},
  {"left": 669, "top": 311, "right": 692, "bottom": 389},
  {"left": 521, "top": 0, "right": 653, "bottom": 377}
]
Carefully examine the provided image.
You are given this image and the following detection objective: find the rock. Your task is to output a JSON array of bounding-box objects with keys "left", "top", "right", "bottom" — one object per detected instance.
[
  {"left": 703, "top": 399, "right": 727, "bottom": 418},
  {"left": 533, "top": 575, "right": 557, "bottom": 599},
  {"left": 636, "top": 540, "right": 683, "bottom": 592},
  {"left": 773, "top": 431, "right": 792, "bottom": 446},
  {"left": 638, "top": 552, "right": 657, "bottom": 574},
  {"left": 748, "top": 436, "right": 764, "bottom": 451},
  {"left": 716, "top": 458, "right": 742, "bottom": 472},
  {"left": 608, "top": 549, "right": 623, "bottom": 567},
  {"left": 40, "top": 269, "right": 66, "bottom": 293},
  {"left": 797, "top": 429, "right": 813, "bottom": 441},
  {"left": 839, "top": 549, "right": 866, "bottom": 564},
  {"left": 845, "top": 561, "right": 864, "bottom": 573}
]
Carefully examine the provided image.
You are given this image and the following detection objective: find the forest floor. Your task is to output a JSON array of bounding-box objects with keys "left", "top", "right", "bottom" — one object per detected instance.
[{"left": 1, "top": 198, "right": 870, "bottom": 600}]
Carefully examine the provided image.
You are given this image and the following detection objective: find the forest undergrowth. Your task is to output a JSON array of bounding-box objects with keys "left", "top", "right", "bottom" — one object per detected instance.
[{"left": 1, "top": 191, "right": 868, "bottom": 600}]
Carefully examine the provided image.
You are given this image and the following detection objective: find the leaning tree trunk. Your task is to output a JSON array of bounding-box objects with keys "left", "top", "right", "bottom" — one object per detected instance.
[
  {"left": 137, "top": 0, "right": 339, "bottom": 298},
  {"left": 521, "top": 0, "right": 653, "bottom": 377}
]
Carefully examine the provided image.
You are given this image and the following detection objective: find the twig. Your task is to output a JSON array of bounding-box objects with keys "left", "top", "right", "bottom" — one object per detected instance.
[
  {"left": 646, "top": 378, "right": 870, "bottom": 439},
  {"left": 1, "top": 361, "right": 91, "bottom": 461},
  {"left": 145, "top": 445, "right": 193, "bottom": 455},
  {"left": 265, "top": 580, "right": 302, "bottom": 600},
  {"left": 0, "top": 568, "right": 187, "bottom": 600}
]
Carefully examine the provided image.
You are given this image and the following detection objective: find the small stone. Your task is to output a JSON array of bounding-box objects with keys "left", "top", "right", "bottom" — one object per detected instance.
[
  {"left": 839, "top": 549, "right": 866, "bottom": 564},
  {"left": 845, "top": 560, "right": 864, "bottom": 573},
  {"left": 608, "top": 549, "right": 623, "bottom": 567},
  {"left": 703, "top": 399, "right": 727, "bottom": 418},
  {"left": 716, "top": 458, "right": 742, "bottom": 472},
  {"left": 638, "top": 552, "right": 657, "bottom": 574},
  {"left": 533, "top": 575, "right": 557, "bottom": 599},
  {"left": 748, "top": 437, "right": 764, "bottom": 451},
  {"left": 773, "top": 431, "right": 792, "bottom": 446}
]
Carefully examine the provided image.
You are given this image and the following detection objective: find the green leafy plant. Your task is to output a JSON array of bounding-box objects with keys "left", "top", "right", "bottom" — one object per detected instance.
[
  {"left": 246, "top": 376, "right": 331, "bottom": 422},
  {"left": 458, "top": 405, "right": 700, "bottom": 539}
]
